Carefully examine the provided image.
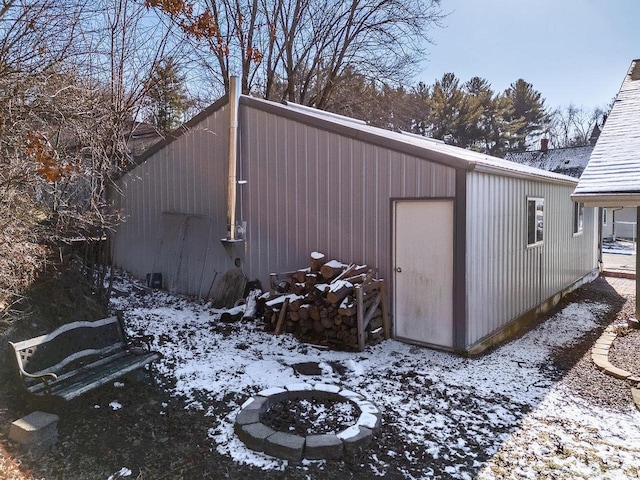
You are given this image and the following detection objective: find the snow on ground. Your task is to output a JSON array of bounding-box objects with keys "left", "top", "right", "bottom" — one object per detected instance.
[
  {"left": 603, "top": 239, "right": 637, "bottom": 255},
  {"left": 110, "top": 274, "right": 640, "bottom": 479}
]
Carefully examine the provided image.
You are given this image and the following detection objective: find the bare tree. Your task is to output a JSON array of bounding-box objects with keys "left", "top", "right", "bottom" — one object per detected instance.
[
  {"left": 0, "top": 0, "right": 186, "bottom": 316},
  {"left": 547, "top": 104, "right": 605, "bottom": 148},
  {"left": 147, "top": 0, "right": 444, "bottom": 110},
  {"left": 0, "top": 0, "right": 85, "bottom": 316}
]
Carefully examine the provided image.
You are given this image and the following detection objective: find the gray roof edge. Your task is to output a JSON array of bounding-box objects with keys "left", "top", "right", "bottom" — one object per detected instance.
[
  {"left": 571, "top": 192, "right": 640, "bottom": 207},
  {"left": 472, "top": 163, "right": 578, "bottom": 186}
]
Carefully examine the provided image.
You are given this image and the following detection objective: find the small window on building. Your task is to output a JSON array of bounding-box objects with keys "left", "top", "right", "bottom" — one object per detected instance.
[
  {"left": 603, "top": 208, "right": 608, "bottom": 226},
  {"left": 527, "top": 198, "right": 544, "bottom": 246},
  {"left": 573, "top": 202, "right": 584, "bottom": 234}
]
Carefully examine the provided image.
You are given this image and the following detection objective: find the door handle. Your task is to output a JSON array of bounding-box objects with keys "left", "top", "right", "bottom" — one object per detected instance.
[{"left": 395, "top": 267, "right": 402, "bottom": 273}]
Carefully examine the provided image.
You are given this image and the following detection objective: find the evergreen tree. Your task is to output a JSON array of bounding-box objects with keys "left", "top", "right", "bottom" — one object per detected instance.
[
  {"left": 144, "top": 57, "right": 192, "bottom": 134},
  {"left": 503, "top": 79, "right": 549, "bottom": 150},
  {"left": 429, "top": 73, "right": 465, "bottom": 143}
]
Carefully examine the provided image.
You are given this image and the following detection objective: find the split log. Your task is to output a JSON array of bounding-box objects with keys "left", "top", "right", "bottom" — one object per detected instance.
[
  {"left": 292, "top": 268, "right": 310, "bottom": 283},
  {"left": 326, "top": 280, "right": 354, "bottom": 305},
  {"left": 320, "top": 260, "right": 348, "bottom": 281},
  {"left": 309, "top": 305, "right": 321, "bottom": 321},
  {"left": 338, "top": 296, "right": 356, "bottom": 316},
  {"left": 321, "top": 317, "right": 334, "bottom": 329},
  {"left": 310, "top": 252, "right": 326, "bottom": 272},
  {"left": 291, "top": 282, "right": 307, "bottom": 295}
]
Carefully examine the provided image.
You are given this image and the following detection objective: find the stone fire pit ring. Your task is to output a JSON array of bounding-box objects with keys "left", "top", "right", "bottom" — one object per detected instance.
[{"left": 234, "top": 383, "right": 381, "bottom": 461}]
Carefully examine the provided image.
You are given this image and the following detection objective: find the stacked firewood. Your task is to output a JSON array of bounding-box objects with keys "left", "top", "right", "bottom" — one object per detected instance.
[{"left": 258, "top": 252, "right": 389, "bottom": 351}]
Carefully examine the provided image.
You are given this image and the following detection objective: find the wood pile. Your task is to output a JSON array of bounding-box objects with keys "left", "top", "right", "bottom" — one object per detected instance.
[{"left": 257, "top": 252, "right": 390, "bottom": 351}]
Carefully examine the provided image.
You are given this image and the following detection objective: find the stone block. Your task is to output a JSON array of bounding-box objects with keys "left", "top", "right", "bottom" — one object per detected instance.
[
  {"left": 337, "top": 425, "right": 373, "bottom": 455},
  {"left": 237, "top": 423, "right": 276, "bottom": 452},
  {"left": 591, "top": 354, "right": 611, "bottom": 370},
  {"left": 256, "top": 388, "right": 289, "bottom": 408},
  {"left": 9, "top": 412, "right": 59, "bottom": 445},
  {"left": 631, "top": 388, "right": 640, "bottom": 411},
  {"left": 627, "top": 376, "right": 640, "bottom": 385},
  {"left": 356, "top": 412, "right": 380, "bottom": 431},
  {"left": 313, "top": 383, "right": 341, "bottom": 394},
  {"left": 9, "top": 411, "right": 59, "bottom": 454},
  {"left": 355, "top": 400, "right": 380, "bottom": 415},
  {"left": 234, "top": 408, "right": 261, "bottom": 434},
  {"left": 605, "top": 365, "right": 632, "bottom": 380},
  {"left": 264, "top": 431, "right": 305, "bottom": 462},
  {"left": 243, "top": 395, "right": 269, "bottom": 412},
  {"left": 338, "top": 389, "right": 365, "bottom": 402},
  {"left": 285, "top": 383, "right": 314, "bottom": 400},
  {"left": 304, "top": 434, "right": 343, "bottom": 460}
]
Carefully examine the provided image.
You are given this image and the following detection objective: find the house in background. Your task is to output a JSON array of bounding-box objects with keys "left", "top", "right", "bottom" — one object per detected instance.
[
  {"left": 505, "top": 142, "right": 637, "bottom": 241},
  {"left": 112, "top": 78, "right": 599, "bottom": 355},
  {"left": 572, "top": 58, "right": 640, "bottom": 317}
]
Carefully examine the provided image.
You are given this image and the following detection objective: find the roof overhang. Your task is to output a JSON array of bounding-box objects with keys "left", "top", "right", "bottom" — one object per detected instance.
[{"left": 570, "top": 193, "right": 640, "bottom": 207}]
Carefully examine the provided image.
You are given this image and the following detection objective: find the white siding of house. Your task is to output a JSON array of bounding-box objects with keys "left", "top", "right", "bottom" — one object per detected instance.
[
  {"left": 602, "top": 207, "right": 638, "bottom": 240},
  {"left": 465, "top": 171, "right": 598, "bottom": 348}
]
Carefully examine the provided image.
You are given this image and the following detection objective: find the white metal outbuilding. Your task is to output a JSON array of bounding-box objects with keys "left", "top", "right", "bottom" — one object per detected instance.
[{"left": 113, "top": 82, "right": 598, "bottom": 355}]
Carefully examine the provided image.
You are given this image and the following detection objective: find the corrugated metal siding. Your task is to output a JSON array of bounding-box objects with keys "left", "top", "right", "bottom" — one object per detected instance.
[
  {"left": 466, "top": 171, "right": 597, "bottom": 347},
  {"left": 112, "top": 105, "right": 234, "bottom": 294},
  {"left": 240, "top": 105, "right": 457, "bottom": 285}
]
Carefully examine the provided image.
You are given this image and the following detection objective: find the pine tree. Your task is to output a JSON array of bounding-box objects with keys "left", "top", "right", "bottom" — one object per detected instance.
[
  {"left": 144, "top": 57, "right": 192, "bottom": 134},
  {"left": 503, "top": 79, "right": 549, "bottom": 151},
  {"left": 429, "top": 73, "right": 465, "bottom": 143}
]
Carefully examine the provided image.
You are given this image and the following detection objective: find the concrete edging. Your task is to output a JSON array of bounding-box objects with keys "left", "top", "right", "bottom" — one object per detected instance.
[
  {"left": 592, "top": 325, "right": 640, "bottom": 411},
  {"left": 234, "top": 383, "right": 381, "bottom": 461}
]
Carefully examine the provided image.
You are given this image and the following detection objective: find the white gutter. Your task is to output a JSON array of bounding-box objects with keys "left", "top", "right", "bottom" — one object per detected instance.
[{"left": 227, "top": 76, "right": 240, "bottom": 240}]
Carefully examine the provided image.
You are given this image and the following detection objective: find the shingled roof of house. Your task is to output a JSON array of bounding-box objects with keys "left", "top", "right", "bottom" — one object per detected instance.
[
  {"left": 572, "top": 59, "right": 640, "bottom": 206},
  {"left": 504, "top": 144, "right": 594, "bottom": 179}
]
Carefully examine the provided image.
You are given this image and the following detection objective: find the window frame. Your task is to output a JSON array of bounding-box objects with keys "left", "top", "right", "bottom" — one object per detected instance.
[
  {"left": 527, "top": 197, "right": 545, "bottom": 247},
  {"left": 573, "top": 202, "right": 584, "bottom": 235}
]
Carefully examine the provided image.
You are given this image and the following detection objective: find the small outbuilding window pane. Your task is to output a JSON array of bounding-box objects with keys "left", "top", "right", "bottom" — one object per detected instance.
[
  {"left": 527, "top": 198, "right": 544, "bottom": 246},
  {"left": 573, "top": 202, "right": 584, "bottom": 234}
]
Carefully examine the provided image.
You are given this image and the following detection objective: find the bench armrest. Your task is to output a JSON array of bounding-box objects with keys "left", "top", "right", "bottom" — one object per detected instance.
[{"left": 20, "top": 370, "right": 58, "bottom": 394}]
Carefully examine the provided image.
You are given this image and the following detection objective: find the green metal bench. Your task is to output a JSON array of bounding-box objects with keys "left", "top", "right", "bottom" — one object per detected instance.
[{"left": 8, "top": 316, "right": 161, "bottom": 401}]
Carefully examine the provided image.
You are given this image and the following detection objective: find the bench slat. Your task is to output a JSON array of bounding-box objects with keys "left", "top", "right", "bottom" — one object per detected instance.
[
  {"left": 9, "top": 315, "right": 161, "bottom": 401},
  {"left": 42, "top": 353, "right": 161, "bottom": 401}
]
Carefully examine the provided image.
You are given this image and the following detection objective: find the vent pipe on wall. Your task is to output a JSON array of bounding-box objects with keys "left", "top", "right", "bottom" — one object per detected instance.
[{"left": 226, "top": 76, "right": 240, "bottom": 241}]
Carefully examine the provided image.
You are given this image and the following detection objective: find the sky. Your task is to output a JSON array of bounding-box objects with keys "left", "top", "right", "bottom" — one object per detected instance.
[{"left": 418, "top": 0, "right": 640, "bottom": 111}]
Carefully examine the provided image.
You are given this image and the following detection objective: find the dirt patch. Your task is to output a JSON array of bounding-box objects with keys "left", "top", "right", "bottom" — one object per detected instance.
[{"left": 261, "top": 397, "right": 359, "bottom": 436}]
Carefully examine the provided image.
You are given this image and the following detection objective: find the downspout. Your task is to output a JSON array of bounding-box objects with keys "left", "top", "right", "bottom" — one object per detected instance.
[
  {"left": 227, "top": 76, "right": 240, "bottom": 240},
  {"left": 611, "top": 207, "right": 623, "bottom": 240}
]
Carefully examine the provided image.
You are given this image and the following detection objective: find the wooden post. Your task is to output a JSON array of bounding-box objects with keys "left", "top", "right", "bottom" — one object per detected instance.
[
  {"left": 380, "top": 280, "right": 391, "bottom": 339},
  {"left": 355, "top": 284, "right": 365, "bottom": 351},
  {"left": 274, "top": 299, "right": 289, "bottom": 336}
]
